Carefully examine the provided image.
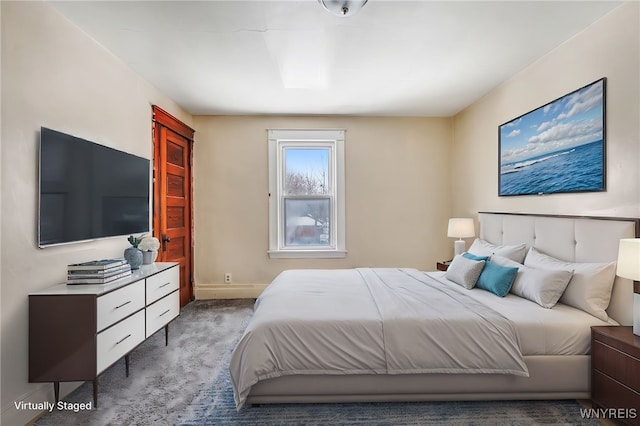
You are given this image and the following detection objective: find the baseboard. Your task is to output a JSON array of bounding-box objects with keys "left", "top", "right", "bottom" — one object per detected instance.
[
  {"left": 194, "top": 283, "right": 267, "bottom": 299},
  {"left": 2, "top": 381, "right": 82, "bottom": 426}
]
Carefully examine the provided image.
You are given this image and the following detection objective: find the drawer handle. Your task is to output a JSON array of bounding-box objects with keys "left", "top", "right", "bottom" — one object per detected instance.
[
  {"left": 116, "top": 334, "right": 132, "bottom": 345},
  {"left": 115, "top": 300, "right": 132, "bottom": 309},
  {"left": 159, "top": 309, "right": 171, "bottom": 317},
  {"left": 159, "top": 282, "right": 171, "bottom": 288}
]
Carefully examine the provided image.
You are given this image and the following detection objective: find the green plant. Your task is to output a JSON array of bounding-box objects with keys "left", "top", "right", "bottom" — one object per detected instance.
[{"left": 127, "top": 235, "right": 144, "bottom": 248}]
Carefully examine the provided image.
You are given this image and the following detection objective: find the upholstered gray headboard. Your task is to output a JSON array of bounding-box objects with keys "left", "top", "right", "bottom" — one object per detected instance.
[{"left": 478, "top": 212, "right": 640, "bottom": 325}]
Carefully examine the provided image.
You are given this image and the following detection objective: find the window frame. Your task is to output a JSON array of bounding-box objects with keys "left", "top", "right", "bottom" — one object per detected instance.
[{"left": 268, "top": 129, "right": 346, "bottom": 259}]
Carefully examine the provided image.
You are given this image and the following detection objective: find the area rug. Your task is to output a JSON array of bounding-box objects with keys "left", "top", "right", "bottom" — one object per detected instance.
[
  {"left": 176, "top": 355, "right": 599, "bottom": 426},
  {"left": 35, "top": 299, "right": 600, "bottom": 426}
]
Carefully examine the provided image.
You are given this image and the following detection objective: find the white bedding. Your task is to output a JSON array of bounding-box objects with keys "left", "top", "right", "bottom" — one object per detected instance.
[
  {"left": 230, "top": 268, "right": 533, "bottom": 409},
  {"left": 427, "top": 271, "right": 612, "bottom": 355}
]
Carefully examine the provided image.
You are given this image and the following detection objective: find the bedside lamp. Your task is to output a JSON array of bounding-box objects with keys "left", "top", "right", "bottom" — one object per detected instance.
[
  {"left": 617, "top": 238, "right": 640, "bottom": 335},
  {"left": 448, "top": 218, "right": 475, "bottom": 256}
]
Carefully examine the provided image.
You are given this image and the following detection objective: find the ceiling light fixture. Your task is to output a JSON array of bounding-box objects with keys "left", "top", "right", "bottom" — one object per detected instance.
[{"left": 318, "top": 0, "right": 368, "bottom": 17}]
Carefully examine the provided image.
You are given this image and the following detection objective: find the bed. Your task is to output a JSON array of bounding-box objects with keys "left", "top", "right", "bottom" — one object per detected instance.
[{"left": 230, "top": 212, "right": 640, "bottom": 409}]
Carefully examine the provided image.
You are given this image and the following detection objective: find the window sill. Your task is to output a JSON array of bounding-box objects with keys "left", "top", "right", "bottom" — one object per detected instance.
[{"left": 268, "top": 250, "right": 347, "bottom": 259}]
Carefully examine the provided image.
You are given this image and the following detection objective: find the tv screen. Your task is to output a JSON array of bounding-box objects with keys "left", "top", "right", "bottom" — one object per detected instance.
[{"left": 39, "top": 127, "right": 150, "bottom": 247}]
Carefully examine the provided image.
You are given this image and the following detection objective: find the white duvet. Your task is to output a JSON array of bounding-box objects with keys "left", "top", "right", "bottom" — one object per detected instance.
[
  {"left": 229, "top": 268, "right": 530, "bottom": 409},
  {"left": 427, "top": 271, "right": 613, "bottom": 355}
]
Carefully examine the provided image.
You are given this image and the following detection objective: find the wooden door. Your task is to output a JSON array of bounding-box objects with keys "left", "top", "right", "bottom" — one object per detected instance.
[{"left": 152, "top": 106, "right": 194, "bottom": 307}]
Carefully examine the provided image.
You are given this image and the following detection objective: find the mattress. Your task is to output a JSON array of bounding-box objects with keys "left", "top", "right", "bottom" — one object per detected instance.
[{"left": 426, "top": 271, "right": 611, "bottom": 355}]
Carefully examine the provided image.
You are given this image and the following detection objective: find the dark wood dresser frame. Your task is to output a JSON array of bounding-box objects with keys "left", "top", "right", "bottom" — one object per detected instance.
[
  {"left": 30, "top": 294, "right": 104, "bottom": 405},
  {"left": 591, "top": 326, "right": 640, "bottom": 425},
  {"left": 29, "top": 263, "right": 180, "bottom": 407}
]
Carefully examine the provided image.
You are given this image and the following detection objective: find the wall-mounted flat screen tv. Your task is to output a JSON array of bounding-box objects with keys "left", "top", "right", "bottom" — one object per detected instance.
[{"left": 39, "top": 127, "right": 150, "bottom": 247}]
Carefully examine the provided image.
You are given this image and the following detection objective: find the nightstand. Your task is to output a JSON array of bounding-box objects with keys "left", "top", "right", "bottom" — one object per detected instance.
[
  {"left": 591, "top": 326, "right": 640, "bottom": 425},
  {"left": 436, "top": 261, "right": 451, "bottom": 271}
]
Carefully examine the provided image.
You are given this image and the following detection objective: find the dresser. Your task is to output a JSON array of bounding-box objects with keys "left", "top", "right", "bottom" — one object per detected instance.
[
  {"left": 591, "top": 326, "right": 640, "bottom": 425},
  {"left": 29, "top": 262, "right": 180, "bottom": 407}
]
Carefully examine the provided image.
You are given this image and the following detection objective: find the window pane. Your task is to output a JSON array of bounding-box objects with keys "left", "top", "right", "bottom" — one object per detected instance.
[
  {"left": 284, "top": 148, "right": 329, "bottom": 195},
  {"left": 284, "top": 198, "right": 330, "bottom": 246}
]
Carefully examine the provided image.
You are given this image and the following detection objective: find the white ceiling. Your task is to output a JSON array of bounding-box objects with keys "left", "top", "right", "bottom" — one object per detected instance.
[{"left": 50, "top": 1, "right": 621, "bottom": 117}]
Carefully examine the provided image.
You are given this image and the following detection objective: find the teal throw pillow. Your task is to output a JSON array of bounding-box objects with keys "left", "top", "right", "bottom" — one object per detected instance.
[
  {"left": 462, "top": 252, "right": 490, "bottom": 262},
  {"left": 475, "top": 261, "right": 518, "bottom": 297}
]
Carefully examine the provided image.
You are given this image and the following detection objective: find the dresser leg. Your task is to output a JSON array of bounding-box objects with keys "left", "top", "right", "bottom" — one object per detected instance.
[
  {"left": 53, "top": 382, "right": 60, "bottom": 404},
  {"left": 125, "top": 354, "right": 130, "bottom": 377},
  {"left": 92, "top": 378, "right": 98, "bottom": 408},
  {"left": 165, "top": 324, "right": 169, "bottom": 346}
]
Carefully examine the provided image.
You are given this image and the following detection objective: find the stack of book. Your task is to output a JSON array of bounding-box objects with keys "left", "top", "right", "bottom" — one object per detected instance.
[{"left": 67, "top": 259, "right": 132, "bottom": 285}]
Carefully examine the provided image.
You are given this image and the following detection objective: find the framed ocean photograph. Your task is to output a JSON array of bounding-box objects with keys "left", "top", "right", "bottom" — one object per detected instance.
[{"left": 498, "top": 78, "right": 606, "bottom": 196}]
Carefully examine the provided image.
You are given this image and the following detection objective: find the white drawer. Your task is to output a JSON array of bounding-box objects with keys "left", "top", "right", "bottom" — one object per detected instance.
[
  {"left": 146, "top": 290, "right": 179, "bottom": 338},
  {"left": 96, "top": 281, "right": 145, "bottom": 332},
  {"left": 146, "top": 266, "right": 179, "bottom": 305},
  {"left": 96, "top": 310, "right": 145, "bottom": 374}
]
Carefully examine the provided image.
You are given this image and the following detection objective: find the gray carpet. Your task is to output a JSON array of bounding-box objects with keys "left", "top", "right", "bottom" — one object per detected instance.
[
  {"left": 35, "top": 299, "right": 600, "bottom": 425},
  {"left": 35, "top": 299, "right": 254, "bottom": 426}
]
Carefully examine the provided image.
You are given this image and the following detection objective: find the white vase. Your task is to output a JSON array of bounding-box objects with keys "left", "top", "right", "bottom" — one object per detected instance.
[{"left": 142, "top": 250, "right": 158, "bottom": 265}]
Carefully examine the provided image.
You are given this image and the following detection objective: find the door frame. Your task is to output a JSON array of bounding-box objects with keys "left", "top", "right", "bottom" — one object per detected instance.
[{"left": 152, "top": 105, "right": 195, "bottom": 303}]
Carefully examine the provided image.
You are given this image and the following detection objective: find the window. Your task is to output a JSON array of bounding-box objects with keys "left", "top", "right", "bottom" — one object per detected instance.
[{"left": 268, "top": 129, "right": 346, "bottom": 258}]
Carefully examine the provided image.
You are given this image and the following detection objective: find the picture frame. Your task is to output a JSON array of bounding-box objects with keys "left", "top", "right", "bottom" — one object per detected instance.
[{"left": 498, "top": 78, "right": 606, "bottom": 196}]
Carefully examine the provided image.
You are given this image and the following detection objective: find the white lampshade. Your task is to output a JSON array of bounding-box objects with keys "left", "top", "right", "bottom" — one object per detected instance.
[
  {"left": 617, "top": 239, "right": 640, "bottom": 280},
  {"left": 447, "top": 218, "right": 475, "bottom": 256},
  {"left": 447, "top": 218, "right": 475, "bottom": 239}
]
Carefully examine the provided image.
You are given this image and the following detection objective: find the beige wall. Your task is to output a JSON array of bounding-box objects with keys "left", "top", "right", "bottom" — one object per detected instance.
[
  {"left": 452, "top": 2, "right": 640, "bottom": 218},
  {"left": 0, "top": 2, "right": 193, "bottom": 424},
  {"left": 193, "top": 116, "right": 453, "bottom": 293}
]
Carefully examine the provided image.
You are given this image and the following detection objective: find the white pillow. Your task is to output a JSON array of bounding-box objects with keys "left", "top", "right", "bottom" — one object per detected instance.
[
  {"left": 468, "top": 238, "right": 527, "bottom": 263},
  {"left": 491, "top": 255, "right": 573, "bottom": 308},
  {"left": 523, "top": 247, "right": 616, "bottom": 321},
  {"left": 444, "top": 254, "right": 486, "bottom": 290}
]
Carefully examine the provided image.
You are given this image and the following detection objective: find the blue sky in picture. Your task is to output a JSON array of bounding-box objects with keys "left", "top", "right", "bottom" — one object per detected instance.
[{"left": 499, "top": 79, "right": 604, "bottom": 171}]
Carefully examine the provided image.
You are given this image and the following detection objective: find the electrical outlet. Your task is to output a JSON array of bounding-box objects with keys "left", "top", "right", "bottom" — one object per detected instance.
[{"left": 224, "top": 273, "right": 232, "bottom": 284}]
